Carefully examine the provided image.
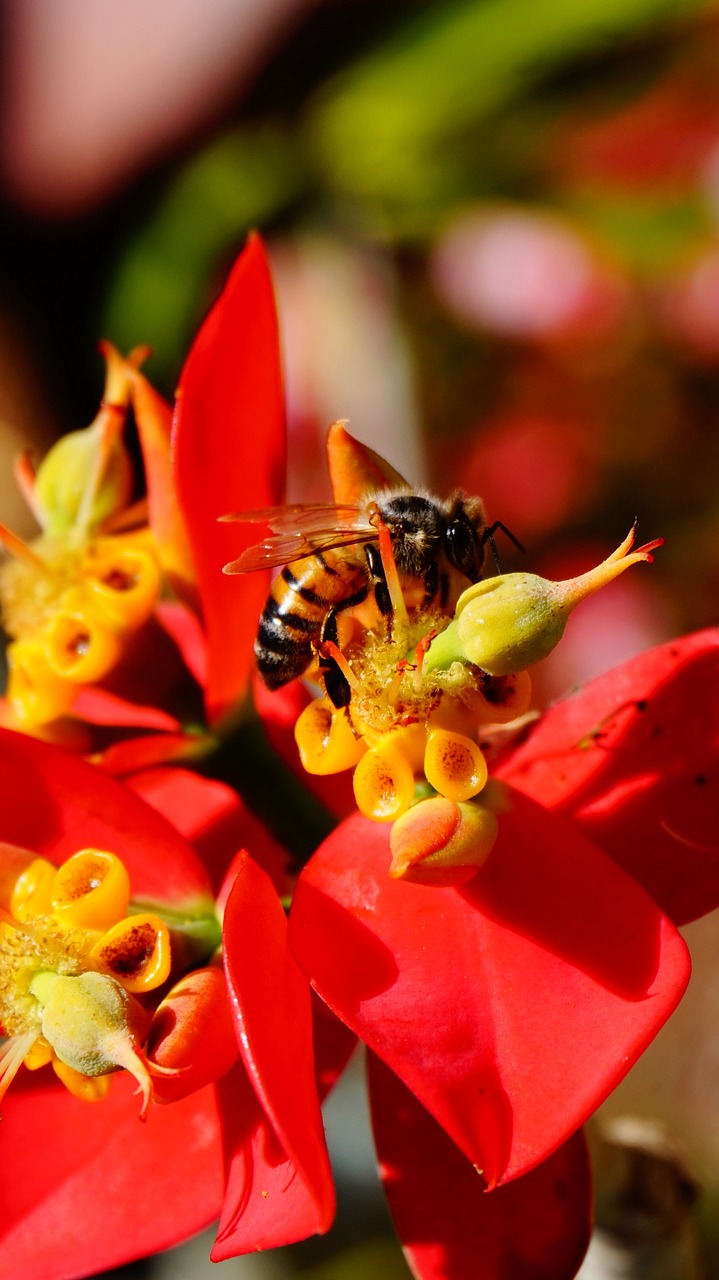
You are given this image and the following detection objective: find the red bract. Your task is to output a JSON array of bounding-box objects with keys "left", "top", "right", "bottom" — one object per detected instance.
[
  {"left": 0, "top": 729, "right": 332, "bottom": 1280},
  {"left": 283, "top": 627, "right": 719, "bottom": 1277},
  {"left": 495, "top": 628, "right": 719, "bottom": 925},
  {"left": 369, "top": 1056, "right": 591, "bottom": 1280},
  {"left": 172, "top": 232, "right": 286, "bottom": 725},
  {"left": 289, "top": 798, "right": 688, "bottom": 1189}
]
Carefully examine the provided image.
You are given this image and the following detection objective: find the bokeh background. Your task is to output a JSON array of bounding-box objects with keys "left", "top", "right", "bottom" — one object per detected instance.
[{"left": 1, "top": 0, "right": 719, "bottom": 1276}]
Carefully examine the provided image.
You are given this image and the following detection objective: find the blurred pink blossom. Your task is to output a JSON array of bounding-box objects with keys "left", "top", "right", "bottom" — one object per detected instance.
[
  {"left": 2, "top": 0, "right": 312, "bottom": 215},
  {"left": 431, "top": 206, "right": 628, "bottom": 340}
]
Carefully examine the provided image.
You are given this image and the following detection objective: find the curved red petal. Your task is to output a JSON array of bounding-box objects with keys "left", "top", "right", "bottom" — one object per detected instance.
[
  {"left": 149, "top": 966, "right": 240, "bottom": 1102},
  {"left": 312, "top": 991, "right": 358, "bottom": 1101},
  {"left": 0, "top": 728, "right": 213, "bottom": 908},
  {"left": 129, "top": 766, "right": 292, "bottom": 895},
  {"left": 173, "top": 234, "right": 285, "bottom": 722},
  {"left": 131, "top": 372, "right": 199, "bottom": 612},
  {"left": 0, "top": 1072, "right": 223, "bottom": 1280},
  {"left": 92, "top": 730, "right": 212, "bottom": 777},
  {"left": 289, "top": 795, "right": 689, "bottom": 1187},
  {"left": 220, "top": 852, "right": 335, "bottom": 1250},
  {"left": 156, "top": 599, "right": 208, "bottom": 690},
  {"left": 369, "top": 1055, "right": 591, "bottom": 1280},
  {"left": 497, "top": 628, "right": 719, "bottom": 924},
  {"left": 71, "top": 686, "right": 181, "bottom": 731}
]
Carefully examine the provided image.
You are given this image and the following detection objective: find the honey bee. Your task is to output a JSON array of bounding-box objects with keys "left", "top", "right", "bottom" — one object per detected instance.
[{"left": 223, "top": 485, "right": 511, "bottom": 709}]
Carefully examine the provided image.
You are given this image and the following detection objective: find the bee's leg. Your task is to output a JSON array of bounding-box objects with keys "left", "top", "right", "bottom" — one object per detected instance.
[
  {"left": 481, "top": 520, "right": 525, "bottom": 574},
  {"left": 422, "top": 559, "right": 441, "bottom": 608},
  {"left": 318, "top": 587, "right": 369, "bottom": 708},
  {"left": 365, "top": 544, "right": 392, "bottom": 619}
]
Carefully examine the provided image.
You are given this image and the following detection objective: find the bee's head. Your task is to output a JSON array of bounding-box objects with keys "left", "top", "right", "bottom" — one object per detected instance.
[
  {"left": 443, "top": 495, "right": 486, "bottom": 582},
  {"left": 374, "top": 492, "right": 443, "bottom": 575}
]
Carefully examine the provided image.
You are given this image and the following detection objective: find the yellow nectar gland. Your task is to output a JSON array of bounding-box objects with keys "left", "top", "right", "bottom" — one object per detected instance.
[
  {"left": 0, "top": 344, "right": 162, "bottom": 726},
  {"left": 295, "top": 598, "right": 532, "bottom": 828},
  {"left": 0, "top": 848, "right": 174, "bottom": 1116}
]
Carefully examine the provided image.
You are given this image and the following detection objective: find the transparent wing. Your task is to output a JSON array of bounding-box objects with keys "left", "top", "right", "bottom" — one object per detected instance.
[
  {"left": 223, "top": 525, "right": 377, "bottom": 574},
  {"left": 219, "top": 502, "right": 364, "bottom": 532}
]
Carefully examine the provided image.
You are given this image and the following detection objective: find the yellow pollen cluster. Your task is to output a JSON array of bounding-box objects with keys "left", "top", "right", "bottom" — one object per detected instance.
[
  {"left": 0, "top": 341, "right": 167, "bottom": 727},
  {"left": 295, "top": 605, "right": 531, "bottom": 832},
  {"left": 0, "top": 848, "right": 172, "bottom": 1112},
  {"left": 1, "top": 530, "right": 161, "bottom": 725}
]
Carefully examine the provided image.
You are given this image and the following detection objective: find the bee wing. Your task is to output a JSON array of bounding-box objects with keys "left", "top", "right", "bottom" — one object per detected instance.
[
  {"left": 219, "top": 502, "right": 362, "bottom": 532},
  {"left": 223, "top": 524, "right": 376, "bottom": 574}
]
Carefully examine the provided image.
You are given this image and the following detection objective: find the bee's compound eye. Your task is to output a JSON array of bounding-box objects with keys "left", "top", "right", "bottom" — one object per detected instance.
[{"left": 445, "top": 518, "right": 478, "bottom": 578}]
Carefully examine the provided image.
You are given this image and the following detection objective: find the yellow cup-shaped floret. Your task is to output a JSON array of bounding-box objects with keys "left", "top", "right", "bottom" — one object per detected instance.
[
  {"left": 52, "top": 1058, "right": 112, "bottom": 1102},
  {"left": 353, "top": 737, "right": 416, "bottom": 822},
  {"left": 6, "top": 640, "right": 76, "bottom": 725},
  {"left": 83, "top": 538, "right": 161, "bottom": 630},
  {"left": 43, "top": 607, "right": 122, "bottom": 684},
  {"left": 10, "top": 856, "right": 57, "bottom": 921},
  {"left": 295, "top": 698, "right": 367, "bottom": 775},
  {"left": 90, "top": 913, "right": 171, "bottom": 994},
  {"left": 51, "top": 849, "right": 131, "bottom": 931},
  {"left": 423, "top": 729, "right": 488, "bottom": 803}
]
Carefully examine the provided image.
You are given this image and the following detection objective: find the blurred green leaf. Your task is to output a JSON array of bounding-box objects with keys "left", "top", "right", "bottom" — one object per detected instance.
[
  {"left": 564, "top": 191, "right": 711, "bottom": 272},
  {"left": 103, "top": 127, "right": 301, "bottom": 389},
  {"left": 305, "top": 0, "right": 707, "bottom": 228}
]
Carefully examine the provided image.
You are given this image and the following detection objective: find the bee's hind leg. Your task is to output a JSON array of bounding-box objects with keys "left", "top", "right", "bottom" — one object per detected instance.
[{"left": 317, "top": 586, "right": 369, "bottom": 708}]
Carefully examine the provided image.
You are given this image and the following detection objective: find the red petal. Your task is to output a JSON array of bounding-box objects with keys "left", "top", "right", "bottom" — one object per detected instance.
[
  {"left": 131, "top": 371, "right": 200, "bottom": 612},
  {"left": 369, "top": 1055, "right": 591, "bottom": 1280},
  {"left": 173, "top": 234, "right": 285, "bottom": 722},
  {"left": 312, "top": 991, "right": 358, "bottom": 1101},
  {"left": 497, "top": 628, "right": 719, "bottom": 924},
  {"left": 129, "top": 766, "right": 292, "bottom": 895},
  {"left": 219, "top": 851, "right": 334, "bottom": 1253},
  {"left": 156, "top": 599, "right": 208, "bottom": 690},
  {"left": 92, "top": 730, "right": 211, "bottom": 776},
  {"left": 0, "top": 1072, "right": 223, "bottom": 1280},
  {"left": 326, "top": 420, "right": 408, "bottom": 504},
  {"left": 71, "top": 686, "right": 181, "bottom": 730},
  {"left": 0, "top": 728, "right": 213, "bottom": 909},
  {"left": 149, "top": 966, "right": 240, "bottom": 1102},
  {"left": 289, "top": 794, "right": 689, "bottom": 1187}
]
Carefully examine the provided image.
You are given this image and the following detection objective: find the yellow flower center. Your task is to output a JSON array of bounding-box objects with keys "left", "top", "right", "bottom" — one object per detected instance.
[
  {"left": 0, "top": 529, "right": 161, "bottom": 726},
  {"left": 0, "top": 848, "right": 172, "bottom": 1113}
]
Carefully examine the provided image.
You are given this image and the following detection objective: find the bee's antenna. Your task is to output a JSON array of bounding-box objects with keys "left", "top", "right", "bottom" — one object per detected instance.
[{"left": 482, "top": 521, "right": 525, "bottom": 574}]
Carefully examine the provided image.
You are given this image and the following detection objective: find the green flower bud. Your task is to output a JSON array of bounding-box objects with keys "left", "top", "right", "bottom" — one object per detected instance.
[
  {"left": 424, "top": 527, "right": 661, "bottom": 678},
  {"left": 34, "top": 343, "right": 137, "bottom": 536}
]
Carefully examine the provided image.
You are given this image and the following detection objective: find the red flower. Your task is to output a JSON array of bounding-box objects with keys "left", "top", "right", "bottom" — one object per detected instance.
[{"left": 0, "top": 729, "right": 334, "bottom": 1280}]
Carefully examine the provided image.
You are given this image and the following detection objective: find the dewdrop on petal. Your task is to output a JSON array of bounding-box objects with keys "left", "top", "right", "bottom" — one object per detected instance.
[{"left": 424, "top": 526, "right": 662, "bottom": 678}]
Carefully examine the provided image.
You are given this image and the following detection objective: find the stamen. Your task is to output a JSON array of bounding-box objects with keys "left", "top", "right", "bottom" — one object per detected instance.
[
  {"left": 102, "top": 497, "right": 149, "bottom": 533},
  {"left": 12, "top": 453, "right": 43, "bottom": 526},
  {"left": 413, "top": 630, "right": 437, "bottom": 691},
  {"left": 0, "top": 521, "right": 47, "bottom": 570},
  {"left": 0, "top": 1031, "right": 39, "bottom": 1105},
  {"left": 372, "top": 513, "right": 409, "bottom": 626}
]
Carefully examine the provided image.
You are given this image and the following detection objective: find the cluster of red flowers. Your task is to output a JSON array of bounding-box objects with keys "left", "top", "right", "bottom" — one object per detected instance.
[{"left": 0, "top": 236, "right": 717, "bottom": 1280}]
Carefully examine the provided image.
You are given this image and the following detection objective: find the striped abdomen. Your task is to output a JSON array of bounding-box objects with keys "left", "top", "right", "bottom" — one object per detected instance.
[{"left": 255, "top": 548, "right": 369, "bottom": 690}]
